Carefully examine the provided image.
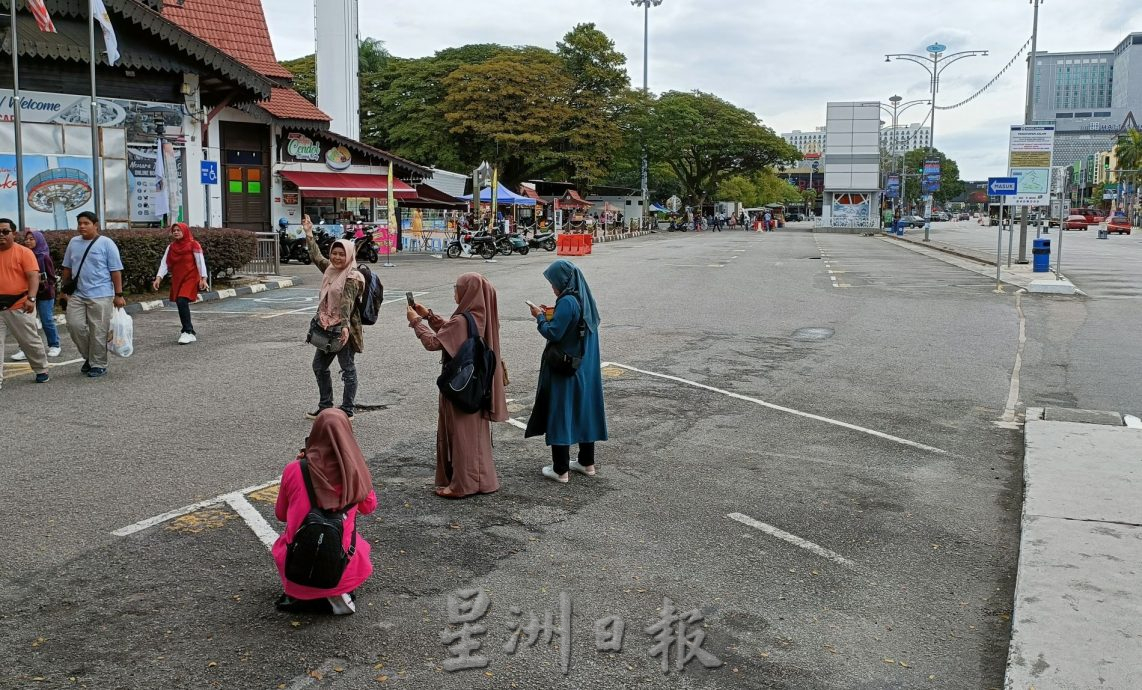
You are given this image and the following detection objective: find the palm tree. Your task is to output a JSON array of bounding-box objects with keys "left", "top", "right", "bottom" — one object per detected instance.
[{"left": 1115, "top": 130, "right": 1142, "bottom": 224}]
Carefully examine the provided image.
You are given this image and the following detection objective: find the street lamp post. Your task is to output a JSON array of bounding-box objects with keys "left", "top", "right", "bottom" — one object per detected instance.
[
  {"left": 880, "top": 95, "right": 931, "bottom": 214},
  {"left": 1016, "top": 0, "right": 1045, "bottom": 263},
  {"left": 887, "top": 44, "right": 988, "bottom": 241},
  {"left": 632, "top": 0, "right": 662, "bottom": 230}
]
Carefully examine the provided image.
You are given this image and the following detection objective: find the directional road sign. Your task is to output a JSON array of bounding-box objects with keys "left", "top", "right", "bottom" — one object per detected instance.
[{"left": 987, "top": 177, "right": 1018, "bottom": 196}]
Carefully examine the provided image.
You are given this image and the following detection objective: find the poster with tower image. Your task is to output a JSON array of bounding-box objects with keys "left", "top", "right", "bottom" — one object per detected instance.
[{"left": 0, "top": 155, "right": 96, "bottom": 230}]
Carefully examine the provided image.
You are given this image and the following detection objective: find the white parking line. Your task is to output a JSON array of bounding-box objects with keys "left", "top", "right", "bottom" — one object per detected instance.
[
  {"left": 112, "top": 479, "right": 279, "bottom": 537},
  {"left": 224, "top": 493, "right": 279, "bottom": 550},
  {"left": 606, "top": 362, "right": 949, "bottom": 455},
  {"left": 506, "top": 418, "right": 527, "bottom": 430},
  {"left": 728, "top": 512, "right": 861, "bottom": 570}
]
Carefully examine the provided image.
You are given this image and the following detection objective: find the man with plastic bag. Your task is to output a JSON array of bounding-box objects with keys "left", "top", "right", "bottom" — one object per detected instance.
[
  {"left": 0, "top": 218, "right": 51, "bottom": 388},
  {"left": 60, "top": 212, "right": 126, "bottom": 378}
]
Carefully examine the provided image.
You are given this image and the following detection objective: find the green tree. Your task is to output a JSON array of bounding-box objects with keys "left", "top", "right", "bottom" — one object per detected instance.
[
  {"left": 1115, "top": 130, "right": 1142, "bottom": 183},
  {"left": 903, "top": 148, "right": 964, "bottom": 206},
  {"left": 717, "top": 175, "right": 761, "bottom": 206},
  {"left": 278, "top": 39, "right": 390, "bottom": 106},
  {"left": 802, "top": 188, "right": 817, "bottom": 209},
  {"left": 555, "top": 23, "right": 630, "bottom": 187},
  {"left": 442, "top": 49, "right": 574, "bottom": 183},
  {"left": 362, "top": 56, "right": 464, "bottom": 168},
  {"left": 278, "top": 54, "right": 316, "bottom": 102},
  {"left": 640, "top": 91, "right": 800, "bottom": 205}
]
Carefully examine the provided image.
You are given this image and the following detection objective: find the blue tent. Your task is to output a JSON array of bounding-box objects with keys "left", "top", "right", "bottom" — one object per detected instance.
[
  {"left": 649, "top": 203, "right": 669, "bottom": 213},
  {"left": 461, "top": 183, "right": 537, "bottom": 207}
]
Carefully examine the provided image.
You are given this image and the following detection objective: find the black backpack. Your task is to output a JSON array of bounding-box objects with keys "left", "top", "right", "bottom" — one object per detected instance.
[
  {"left": 356, "top": 266, "right": 384, "bottom": 326},
  {"left": 436, "top": 311, "right": 497, "bottom": 414},
  {"left": 284, "top": 458, "right": 357, "bottom": 590}
]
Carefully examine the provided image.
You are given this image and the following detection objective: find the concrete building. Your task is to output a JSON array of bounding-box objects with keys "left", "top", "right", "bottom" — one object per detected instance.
[
  {"left": 818, "top": 101, "right": 882, "bottom": 230},
  {"left": 781, "top": 127, "right": 826, "bottom": 155},
  {"left": 1029, "top": 33, "right": 1142, "bottom": 169},
  {"left": 881, "top": 123, "right": 931, "bottom": 154}
]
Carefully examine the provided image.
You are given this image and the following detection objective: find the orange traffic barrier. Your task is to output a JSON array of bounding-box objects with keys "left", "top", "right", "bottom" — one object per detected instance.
[
  {"left": 583, "top": 234, "right": 593, "bottom": 255},
  {"left": 556, "top": 234, "right": 571, "bottom": 256}
]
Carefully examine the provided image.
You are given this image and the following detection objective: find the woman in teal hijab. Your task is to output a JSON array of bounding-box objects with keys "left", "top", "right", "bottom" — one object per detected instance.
[{"left": 525, "top": 259, "right": 608, "bottom": 483}]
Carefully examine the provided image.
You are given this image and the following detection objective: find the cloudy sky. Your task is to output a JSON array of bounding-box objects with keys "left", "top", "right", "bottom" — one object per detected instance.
[{"left": 265, "top": 0, "right": 1142, "bottom": 180}]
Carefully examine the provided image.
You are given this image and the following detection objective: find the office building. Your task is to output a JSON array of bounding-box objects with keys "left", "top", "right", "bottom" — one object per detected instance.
[
  {"left": 881, "top": 123, "right": 931, "bottom": 154},
  {"left": 782, "top": 127, "right": 827, "bottom": 155}
]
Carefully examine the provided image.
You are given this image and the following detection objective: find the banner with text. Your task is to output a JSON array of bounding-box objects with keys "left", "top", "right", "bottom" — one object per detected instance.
[{"left": 1007, "top": 125, "right": 1055, "bottom": 207}]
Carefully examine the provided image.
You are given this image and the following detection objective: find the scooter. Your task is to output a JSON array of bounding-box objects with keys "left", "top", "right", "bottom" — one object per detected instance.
[
  {"left": 277, "top": 227, "right": 310, "bottom": 264},
  {"left": 446, "top": 230, "right": 498, "bottom": 260},
  {"left": 499, "top": 232, "right": 530, "bottom": 256},
  {"left": 343, "top": 226, "right": 379, "bottom": 263},
  {"left": 522, "top": 227, "right": 557, "bottom": 252}
]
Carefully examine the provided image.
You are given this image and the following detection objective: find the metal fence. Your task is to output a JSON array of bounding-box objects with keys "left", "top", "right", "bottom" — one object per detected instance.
[{"left": 241, "top": 231, "right": 280, "bottom": 275}]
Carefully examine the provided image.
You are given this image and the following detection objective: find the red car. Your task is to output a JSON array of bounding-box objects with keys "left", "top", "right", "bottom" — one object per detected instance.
[
  {"left": 1063, "top": 214, "right": 1090, "bottom": 230},
  {"left": 1107, "top": 216, "right": 1132, "bottom": 235},
  {"left": 1069, "top": 208, "right": 1104, "bottom": 225}
]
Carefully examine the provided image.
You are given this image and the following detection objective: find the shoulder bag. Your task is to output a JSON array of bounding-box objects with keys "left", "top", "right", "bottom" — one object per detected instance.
[
  {"left": 306, "top": 317, "right": 345, "bottom": 354},
  {"left": 542, "top": 295, "right": 587, "bottom": 377},
  {"left": 61, "top": 236, "right": 101, "bottom": 297}
]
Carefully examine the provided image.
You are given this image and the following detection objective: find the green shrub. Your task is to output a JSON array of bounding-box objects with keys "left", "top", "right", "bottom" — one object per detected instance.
[{"left": 44, "top": 228, "right": 258, "bottom": 293}]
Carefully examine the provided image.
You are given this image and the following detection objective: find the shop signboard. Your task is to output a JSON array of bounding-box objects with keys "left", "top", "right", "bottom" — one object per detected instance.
[{"left": 280, "top": 131, "right": 354, "bottom": 170}]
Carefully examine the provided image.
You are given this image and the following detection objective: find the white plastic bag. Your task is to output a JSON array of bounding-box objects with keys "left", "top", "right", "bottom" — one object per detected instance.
[{"left": 107, "top": 308, "right": 134, "bottom": 358}]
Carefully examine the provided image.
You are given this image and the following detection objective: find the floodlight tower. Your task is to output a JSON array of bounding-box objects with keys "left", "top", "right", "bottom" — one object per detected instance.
[{"left": 315, "top": 0, "right": 360, "bottom": 139}]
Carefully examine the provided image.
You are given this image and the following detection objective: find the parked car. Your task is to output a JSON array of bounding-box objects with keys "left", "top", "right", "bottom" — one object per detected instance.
[
  {"left": 933, "top": 211, "right": 951, "bottom": 222},
  {"left": 1069, "top": 208, "right": 1104, "bottom": 225},
  {"left": 898, "top": 215, "right": 926, "bottom": 228},
  {"left": 1107, "top": 216, "right": 1133, "bottom": 235},
  {"left": 1063, "top": 214, "right": 1090, "bottom": 230}
]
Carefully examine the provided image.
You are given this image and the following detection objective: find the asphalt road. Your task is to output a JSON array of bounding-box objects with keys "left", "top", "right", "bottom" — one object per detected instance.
[{"left": 2, "top": 228, "right": 1034, "bottom": 689}]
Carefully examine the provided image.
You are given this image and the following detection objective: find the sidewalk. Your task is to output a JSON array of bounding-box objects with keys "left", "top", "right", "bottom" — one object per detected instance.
[{"left": 1005, "top": 409, "right": 1142, "bottom": 690}]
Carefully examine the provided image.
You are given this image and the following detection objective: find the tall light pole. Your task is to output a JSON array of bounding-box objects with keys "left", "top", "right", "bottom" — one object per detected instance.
[
  {"left": 887, "top": 44, "right": 988, "bottom": 241},
  {"left": 880, "top": 95, "right": 931, "bottom": 214},
  {"left": 632, "top": 0, "right": 662, "bottom": 229},
  {"left": 1017, "top": 0, "right": 1045, "bottom": 263}
]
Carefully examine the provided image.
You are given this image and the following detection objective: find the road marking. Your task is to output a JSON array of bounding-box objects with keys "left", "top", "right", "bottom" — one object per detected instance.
[
  {"left": 224, "top": 493, "right": 279, "bottom": 550},
  {"left": 607, "top": 362, "right": 948, "bottom": 455},
  {"left": 999, "top": 290, "right": 1027, "bottom": 426},
  {"left": 506, "top": 418, "right": 527, "bottom": 430},
  {"left": 728, "top": 512, "right": 861, "bottom": 570},
  {"left": 112, "top": 479, "right": 279, "bottom": 537}
]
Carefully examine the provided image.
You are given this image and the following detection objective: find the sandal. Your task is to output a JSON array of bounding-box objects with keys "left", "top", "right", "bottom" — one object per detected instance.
[{"left": 434, "top": 487, "right": 465, "bottom": 499}]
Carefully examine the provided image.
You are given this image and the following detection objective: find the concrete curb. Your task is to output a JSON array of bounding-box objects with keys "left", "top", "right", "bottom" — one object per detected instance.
[
  {"left": 52, "top": 277, "right": 302, "bottom": 325},
  {"left": 882, "top": 231, "right": 997, "bottom": 265}
]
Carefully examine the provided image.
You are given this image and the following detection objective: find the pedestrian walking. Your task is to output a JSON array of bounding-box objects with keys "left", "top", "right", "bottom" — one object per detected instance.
[
  {"left": 0, "top": 218, "right": 51, "bottom": 387},
  {"left": 60, "top": 211, "right": 126, "bottom": 379},
  {"left": 407, "top": 273, "right": 506, "bottom": 499},
  {"left": 9, "top": 230, "right": 61, "bottom": 362},
  {"left": 525, "top": 259, "right": 608, "bottom": 483},
  {"left": 273, "top": 408, "right": 376, "bottom": 616},
  {"left": 302, "top": 215, "right": 364, "bottom": 419},
  {"left": 763, "top": 210, "right": 773, "bottom": 232},
  {"left": 152, "top": 223, "right": 208, "bottom": 344}
]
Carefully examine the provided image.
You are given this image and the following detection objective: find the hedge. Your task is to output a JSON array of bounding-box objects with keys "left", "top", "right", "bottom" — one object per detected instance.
[{"left": 44, "top": 228, "right": 258, "bottom": 293}]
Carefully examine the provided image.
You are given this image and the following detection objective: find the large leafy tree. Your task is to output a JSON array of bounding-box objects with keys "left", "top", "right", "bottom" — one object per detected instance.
[
  {"left": 278, "top": 39, "right": 389, "bottom": 105},
  {"left": 641, "top": 91, "right": 799, "bottom": 205},
  {"left": 442, "top": 49, "right": 574, "bottom": 183},
  {"left": 555, "top": 23, "right": 630, "bottom": 187},
  {"left": 278, "top": 54, "right": 316, "bottom": 102},
  {"left": 903, "top": 148, "right": 964, "bottom": 206}
]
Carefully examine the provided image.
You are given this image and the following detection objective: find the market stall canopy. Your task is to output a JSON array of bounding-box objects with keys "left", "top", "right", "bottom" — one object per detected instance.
[
  {"left": 279, "top": 171, "right": 417, "bottom": 199},
  {"left": 650, "top": 203, "right": 669, "bottom": 212},
  {"left": 403, "top": 184, "right": 467, "bottom": 209},
  {"left": 461, "top": 183, "right": 536, "bottom": 206}
]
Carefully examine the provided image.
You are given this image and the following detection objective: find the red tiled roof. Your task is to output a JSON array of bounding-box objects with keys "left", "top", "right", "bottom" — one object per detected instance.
[
  {"left": 258, "top": 87, "right": 330, "bottom": 122},
  {"left": 163, "top": 0, "right": 293, "bottom": 79}
]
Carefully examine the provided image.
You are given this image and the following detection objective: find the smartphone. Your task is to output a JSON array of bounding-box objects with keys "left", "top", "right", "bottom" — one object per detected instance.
[
  {"left": 525, "top": 300, "right": 539, "bottom": 309},
  {"left": 406, "top": 292, "right": 416, "bottom": 307}
]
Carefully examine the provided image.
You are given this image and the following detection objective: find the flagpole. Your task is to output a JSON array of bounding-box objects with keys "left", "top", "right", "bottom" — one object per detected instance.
[
  {"left": 10, "top": 1, "right": 26, "bottom": 231},
  {"left": 87, "top": 0, "right": 103, "bottom": 222}
]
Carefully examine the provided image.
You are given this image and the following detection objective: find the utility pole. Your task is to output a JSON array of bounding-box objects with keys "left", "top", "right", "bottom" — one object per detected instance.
[
  {"left": 1018, "top": 0, "right": 1044, "bottom": 263},
  {"left": 632, "top": 0, "right": 662, "bottom": 229}
]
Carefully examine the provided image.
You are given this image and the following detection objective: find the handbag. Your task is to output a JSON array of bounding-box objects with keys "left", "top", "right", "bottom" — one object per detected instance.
[
  {"left": 542, "top": 295, "right": 587, "bottom": 377},
  {"left": 306, "top": 317, "right": 345, "bottom": 354},
  {"left": 62, "top": 236, "right": 100, "bottom": 297}
]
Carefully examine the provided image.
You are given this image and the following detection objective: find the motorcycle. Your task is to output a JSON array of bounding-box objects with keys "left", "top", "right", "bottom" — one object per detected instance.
[
  {"left": 500, "top": 232, "right": 530, "bottom": 256},
  {"left": 343, "top": 226, "right": 379, "bottom": 263},
  {"left": 277, "top": 227, "right": 310, "bottom": 264},
  {"left": 314, "top": 226, "right": 338, "bottom": 257},
  {"left": 522, "top": 227, "right": 557, "bottom": 252},
  {"left": 446, "top": 230, "right": 498, "bottom": 260}
]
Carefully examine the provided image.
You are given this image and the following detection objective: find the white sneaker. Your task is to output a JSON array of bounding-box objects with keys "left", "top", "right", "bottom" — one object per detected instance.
[
  {"left": 569, "top": 460, "right": 597, "bottom": 477},
  {"left": 185, "top": 333, "right": 197, "bottom": 343},
  {"left": 541, "top": 466, "right": 569, "bottom": 484},
  {"left": 10, "top": 350, "right": 26, "bottom": 361},
  {"left": 177, "top": 332, "right": 195, "bottom": 344},
  {"left": 47, "top": 346, "right": 61, "bottom": 357}
]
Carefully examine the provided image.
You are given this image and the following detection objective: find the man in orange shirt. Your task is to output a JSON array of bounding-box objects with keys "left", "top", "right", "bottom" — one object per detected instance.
[{"left": 0, "top": 218, "right": 50, "bottom": 387}]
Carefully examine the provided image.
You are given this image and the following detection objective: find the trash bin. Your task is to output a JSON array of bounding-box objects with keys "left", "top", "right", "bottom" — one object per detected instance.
[
  {"left": 1032, "top": 237, "right": 1051, "bottom": 273},
  {"left": 1097, "top": 223, "right": 1109, "bottom": 240}
]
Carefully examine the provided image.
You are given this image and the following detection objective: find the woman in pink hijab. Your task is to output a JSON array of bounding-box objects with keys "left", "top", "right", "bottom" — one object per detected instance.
[
  {"left": 406, "top": 273, "right": 507, "bottom": 499},
  {"left": 302, "top": 215, "right": 364, "bottom": 419}
]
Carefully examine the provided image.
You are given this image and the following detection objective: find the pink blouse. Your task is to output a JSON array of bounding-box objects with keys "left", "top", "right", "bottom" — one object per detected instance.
[{"left": 272, "top": 460, "right": 377, "bottom": 599}]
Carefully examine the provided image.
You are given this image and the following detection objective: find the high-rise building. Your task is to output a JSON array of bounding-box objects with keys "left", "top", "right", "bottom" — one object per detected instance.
[
  {"left": 1029, "top": 33, "right": 1142, "bottom": 169},
  {"left": 880, "top": 123, "right": 931, "bottom": 154},
  {"left": 781, "top": 127, "right": 827, "bottom": 155}
]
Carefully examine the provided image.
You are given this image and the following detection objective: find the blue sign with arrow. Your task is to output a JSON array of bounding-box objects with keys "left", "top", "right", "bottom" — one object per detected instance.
[{"left": 987, "top": 177, "right": 1018, "bottom": 196}]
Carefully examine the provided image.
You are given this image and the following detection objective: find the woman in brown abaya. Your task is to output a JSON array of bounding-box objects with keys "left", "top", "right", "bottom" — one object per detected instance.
[{"left": 407, "top": 273, "right": 507, "bottom": 499}]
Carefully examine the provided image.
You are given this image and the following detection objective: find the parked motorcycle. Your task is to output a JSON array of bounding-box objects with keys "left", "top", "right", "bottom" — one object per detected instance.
[
  {"left": 277, "top": 223, "right": 310, "bottom": 264},
  {"left": 314, "top": 226, "right": 338, "bottom": 257},
  {"left": 499, "top": 232, "right": 530, "bottom": 256},
  {"left": 343, "top": 226, "right": 379, "bottom": 263},
  {"left": 446, "top": 230, "right": 498, "bottom": 260},
  {"left": 522, "top": 228, "right": 557, "bottom": 252}
]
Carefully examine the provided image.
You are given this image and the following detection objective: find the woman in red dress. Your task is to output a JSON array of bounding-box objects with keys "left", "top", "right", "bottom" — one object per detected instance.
[{"left": 152, "top": 222, "right": 208, "bottom": 344}]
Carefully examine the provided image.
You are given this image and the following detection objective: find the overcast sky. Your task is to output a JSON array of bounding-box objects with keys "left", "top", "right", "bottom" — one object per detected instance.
[{"left": 265, "top": 0, "right": 1142, "bottom": 180}]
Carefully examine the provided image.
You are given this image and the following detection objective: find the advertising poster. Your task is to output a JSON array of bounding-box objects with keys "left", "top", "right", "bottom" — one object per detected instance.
[
  {"left": 0, "top": 155, "right": 96, "bottom": 230},
  {"left": 127, "top": 145, "right": 185, "bottom": 223},
  {"left": 886, "top": 175, "right": 900, "bottom": 199},
  {"left": 830, "top": 193, "right": 871, "bottom": 227},
  {"left": 922, "top": 160, "right": 941, "bottom": 194},
  {"left": 1008, "top": 125, "right": 1055, "bottom": 207}
]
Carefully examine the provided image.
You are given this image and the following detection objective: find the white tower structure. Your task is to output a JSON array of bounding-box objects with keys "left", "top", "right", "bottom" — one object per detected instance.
[{"left": 315, "top": 0, "right": 360, "bottom": 140}]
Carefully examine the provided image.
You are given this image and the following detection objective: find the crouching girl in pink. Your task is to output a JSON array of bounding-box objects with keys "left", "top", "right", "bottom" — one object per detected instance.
[{"left": 273, "top": 408, "right": 376, "bottom": 615}]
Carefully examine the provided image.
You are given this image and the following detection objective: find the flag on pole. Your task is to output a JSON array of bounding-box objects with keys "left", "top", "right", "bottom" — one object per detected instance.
[
  {"left": 26, "top": 0, "right": 57, "bottom": 33},
  {"left": 91, "top": 0, "right": 120, "bottom": 65}
]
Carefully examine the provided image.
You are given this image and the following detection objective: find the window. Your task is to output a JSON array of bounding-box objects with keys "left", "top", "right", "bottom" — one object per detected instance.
[{"left": 1056, "top": 112, "right": 1074, "bottom": 118}]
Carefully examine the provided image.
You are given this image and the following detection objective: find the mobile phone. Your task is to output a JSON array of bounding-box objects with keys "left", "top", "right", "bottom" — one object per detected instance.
[
  {"left": 525, "top": 300, "right": 538, "bottom": 309},
  {"left": 406, "top": 292, "right": 416, "bottom": 307}
]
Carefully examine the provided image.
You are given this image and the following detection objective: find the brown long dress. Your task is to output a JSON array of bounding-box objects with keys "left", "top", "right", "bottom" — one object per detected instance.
[{"left": 410, "top": 273, "right": 507, "bottom": 497}]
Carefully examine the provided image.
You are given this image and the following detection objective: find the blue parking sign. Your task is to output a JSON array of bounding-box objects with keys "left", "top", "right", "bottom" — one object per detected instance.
[{"left": 200, "top": 161, "right": 219, "bottom": 185}]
